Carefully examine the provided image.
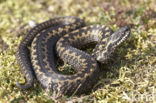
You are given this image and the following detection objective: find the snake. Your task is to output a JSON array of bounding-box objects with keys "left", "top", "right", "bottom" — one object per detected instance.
[{"left": 16, "top": 16, "right": 130, "bottom": 97}]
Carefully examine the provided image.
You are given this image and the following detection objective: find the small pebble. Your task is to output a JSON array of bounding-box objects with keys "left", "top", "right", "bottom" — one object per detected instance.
[
  {"left": 48, "top": 5, "right": 55, "bottom": 12},
  {"left": 29, "top": 20, "right": 36, "bottom": 27}
]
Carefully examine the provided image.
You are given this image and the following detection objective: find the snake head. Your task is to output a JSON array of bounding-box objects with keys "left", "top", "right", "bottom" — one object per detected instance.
[
  {"left": 97, "top": 26, "right": 130, "bottom": 63},
  {"left": 109, "top": 26, "right": 130, "bottom": 48}
]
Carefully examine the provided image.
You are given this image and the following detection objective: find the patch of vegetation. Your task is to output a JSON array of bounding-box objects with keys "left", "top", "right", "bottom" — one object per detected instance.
[{"left": 0, "top": 0, "right": 155, "bottom": 102}]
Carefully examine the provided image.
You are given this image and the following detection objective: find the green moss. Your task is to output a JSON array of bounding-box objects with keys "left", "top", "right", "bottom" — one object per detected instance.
[{"left": 0, "top": 0, "right": 156, "bottom": 102}]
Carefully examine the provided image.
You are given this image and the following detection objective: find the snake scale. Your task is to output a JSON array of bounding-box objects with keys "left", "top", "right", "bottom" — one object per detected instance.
[{"left": 16, "top": 16, "right": 130, "bottom": 97}]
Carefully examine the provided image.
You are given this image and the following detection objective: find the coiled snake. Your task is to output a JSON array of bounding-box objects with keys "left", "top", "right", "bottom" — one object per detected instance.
[{"left": 16, "top": 16, "right": 130, "bottom": 97}]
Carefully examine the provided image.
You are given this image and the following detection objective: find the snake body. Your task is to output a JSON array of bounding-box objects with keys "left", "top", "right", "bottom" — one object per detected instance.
[{"left": 16, "top": 16, "right": 130, "bottom": 97}]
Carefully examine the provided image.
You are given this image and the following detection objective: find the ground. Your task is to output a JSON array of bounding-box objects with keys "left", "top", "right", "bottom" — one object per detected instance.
[{"left": 0, "top": 0, "right": 156, "bottom": 103}]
